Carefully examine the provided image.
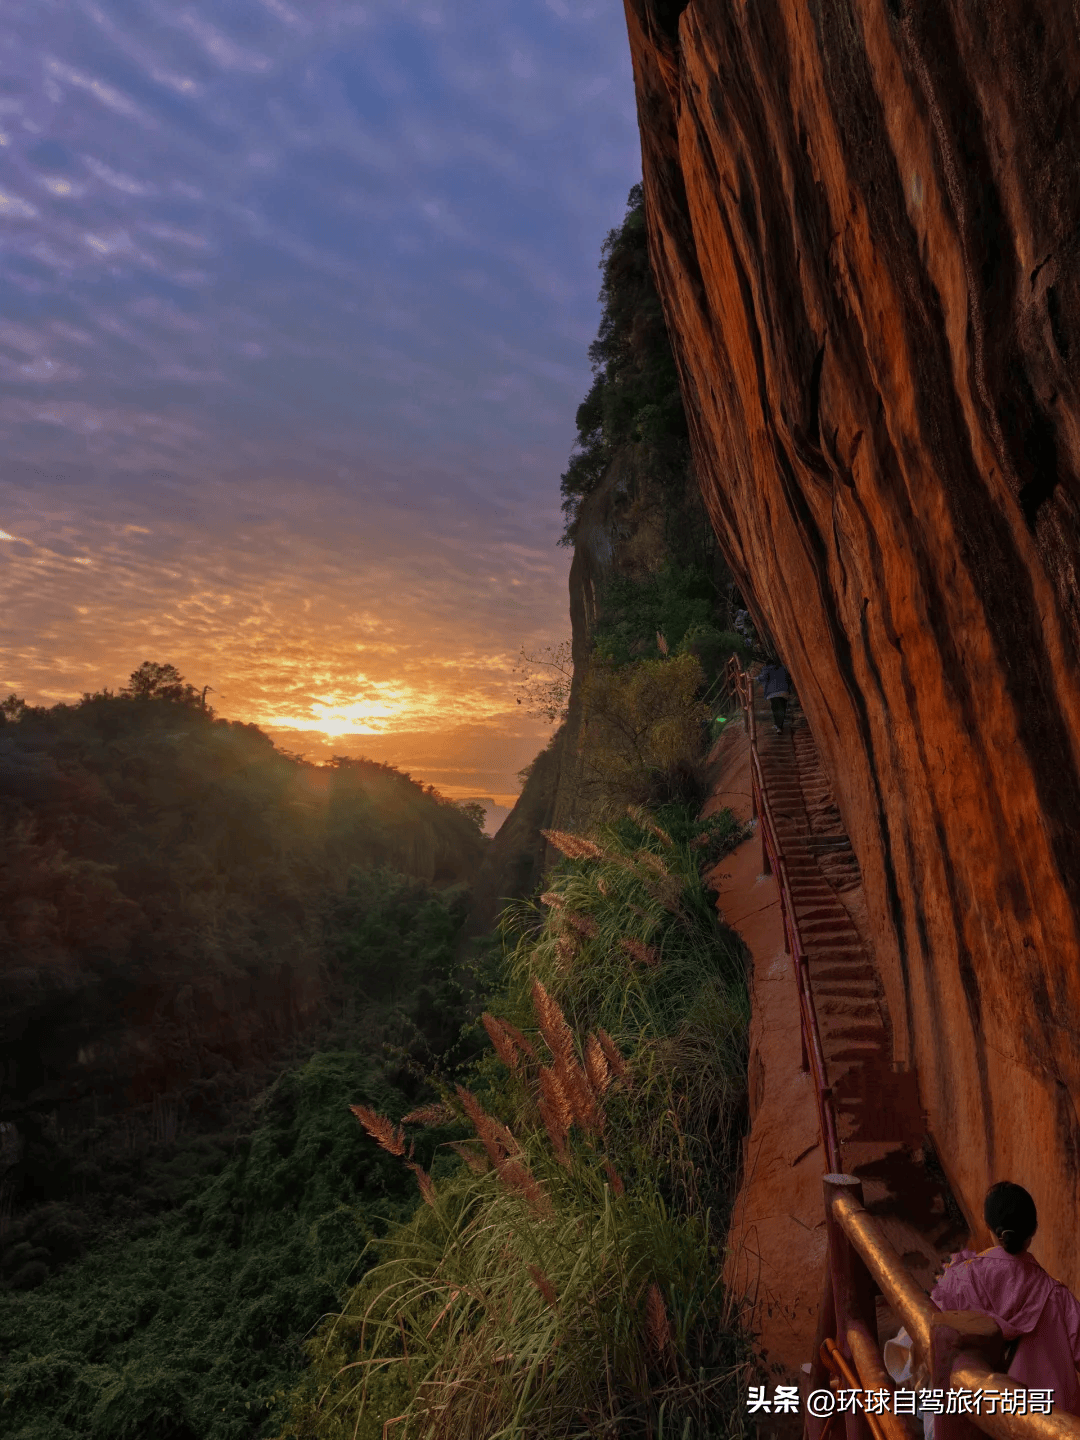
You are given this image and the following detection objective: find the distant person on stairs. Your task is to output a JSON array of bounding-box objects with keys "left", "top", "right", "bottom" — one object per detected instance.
[
  {"left": 758, "top": 659, "right": 792, "bottom": 734},
  {"left": 930, "top": 1181, "right": 1080, "bottom": 1417}
]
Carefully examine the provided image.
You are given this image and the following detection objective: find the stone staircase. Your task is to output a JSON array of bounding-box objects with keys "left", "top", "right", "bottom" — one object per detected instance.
[{"left": 751, "top": 698, "right": 969, "bottom": 1332}]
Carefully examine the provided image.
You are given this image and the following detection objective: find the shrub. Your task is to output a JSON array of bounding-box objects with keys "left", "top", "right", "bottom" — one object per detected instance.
[
  {"left": 677, "top": 624, "right": 755, "bottom": 686},
  {"left": 578, "top": 653, "right": 709, "bottom": 817},
  {"left": 592, "top": 563, "right": 719, "bottom": 670},
  {"left": 274, "top": 808, "right": 754, "bottom": 1440},
  {"left": 10, "top": 1259, "right": 48, "bottom": 1290}
]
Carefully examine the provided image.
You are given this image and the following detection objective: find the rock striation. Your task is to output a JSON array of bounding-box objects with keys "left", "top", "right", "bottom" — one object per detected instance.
[{"left": 623, "top": 0, "right": 1080, "bottom": 1287}]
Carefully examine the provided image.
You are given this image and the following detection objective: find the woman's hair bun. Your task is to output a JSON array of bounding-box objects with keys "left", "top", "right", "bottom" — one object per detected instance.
[{"left": 984, "top": 1183, "right": 1037, "bottom": 1255}]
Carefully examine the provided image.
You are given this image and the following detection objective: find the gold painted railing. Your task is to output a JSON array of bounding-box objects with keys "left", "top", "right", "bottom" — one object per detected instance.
[{"left": 819, "top": 1175, "right": 1080, "bottom": 1440}]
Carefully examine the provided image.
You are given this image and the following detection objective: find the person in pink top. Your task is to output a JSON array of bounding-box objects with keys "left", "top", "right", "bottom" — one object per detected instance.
[{"left": 931, "top": 1181, "right": 1080, "bottom": 1415}]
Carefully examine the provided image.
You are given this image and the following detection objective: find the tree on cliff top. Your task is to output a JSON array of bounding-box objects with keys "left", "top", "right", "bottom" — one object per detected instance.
[
  {"left": 121, "top": 660, "right": 209, "bottom": 709},
  {"left": 559, "top": 183, "right": 690, "bottom": 544}
]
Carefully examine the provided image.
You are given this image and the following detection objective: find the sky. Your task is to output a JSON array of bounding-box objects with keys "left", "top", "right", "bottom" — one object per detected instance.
[{"left": 0, "top": 0, "right": 641, "bottom": 808}]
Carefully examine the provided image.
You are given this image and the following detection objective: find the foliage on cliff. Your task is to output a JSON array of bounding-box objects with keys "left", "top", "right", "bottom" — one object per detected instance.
[
  {"left": 578, "top": 652, "right": 710, "bottom": 816},
  {"left": 0, "top": 1052, "right": 434, "bottom": 1440},
  {"left": 274, "top": 802, "right": 752, "bottom": 1440},
  {"left": 559, "top": 184, "right": 690, "bottom": 548},
  {"left": 0, "top": 870, "right": 481, "bottom": 1440}
]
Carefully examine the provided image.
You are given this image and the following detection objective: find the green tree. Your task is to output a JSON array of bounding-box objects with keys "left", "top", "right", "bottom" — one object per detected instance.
[
  {"left": 579, "top": 652, "right": 709, "bottom": 813},
  {"left": 121, "top": 661, "right": 205, "bottom": 706},
  {"left": 456, "top": 801, "right": 488, "bottom": 833},
  {"left": 0, "top": 694, "right": 27, "bottom": 723},
  {"left": 559, "top": 184, "right": 690, "bottom": 544}
]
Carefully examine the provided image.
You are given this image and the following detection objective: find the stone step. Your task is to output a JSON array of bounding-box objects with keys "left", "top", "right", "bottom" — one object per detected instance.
[
  {"left": 817, "top": 1001, "right": 881, "bottom": 1022},
  {"left": 824, "top": 1038, "right": 892, "bottom": 1059},
  {"left": 808, "top": 968, "right": 874, "bottom": 986},
  {"left": 817, "top": 1016, "right": 889, "bottom": 1037},
  {"left": 800, "top": 933, "right": 861, "bottom": 949},
  {"left": 811, "top": 964, "right": 877, "bottom": 982}
]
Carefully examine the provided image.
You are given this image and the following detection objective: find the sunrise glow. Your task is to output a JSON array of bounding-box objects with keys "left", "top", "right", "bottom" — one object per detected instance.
[{"left": 0, "top": 0, "right": 627, "bottom": 806}]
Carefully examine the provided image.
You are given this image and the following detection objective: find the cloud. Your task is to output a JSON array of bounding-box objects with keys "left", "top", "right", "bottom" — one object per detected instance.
[
  {"left": 0, "top": 0, "right": 637, "bottom": 797},
  {"left": 0, "top": 190, "right": 39, "bottom": 219},
  {"left": 44, "top": 56, "right": 153, "bottom": 122},
  {"left": 172, "top": 13, "right": 274, "bottom": 73}
]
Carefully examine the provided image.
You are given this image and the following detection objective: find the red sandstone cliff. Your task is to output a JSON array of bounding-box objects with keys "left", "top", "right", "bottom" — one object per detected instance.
[{"left": 623, "top": 0, "right": 1080, "bottom": 1287}]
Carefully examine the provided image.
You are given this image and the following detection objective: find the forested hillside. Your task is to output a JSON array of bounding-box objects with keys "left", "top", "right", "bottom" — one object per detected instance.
[{"left": 0, "top": 667, "right": 486, "bottom": 1259}]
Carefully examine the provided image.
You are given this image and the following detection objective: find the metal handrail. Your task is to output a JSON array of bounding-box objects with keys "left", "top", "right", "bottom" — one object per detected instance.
[
  {"left": 724, "top": 656, "right": 1080, "bottom": 1440},
  {"left": 725, "top": 655, "right": 841, "bottom": 1173},
  {"left": 827, "top": 1182, "right": 1080, "bottom": 1440}
]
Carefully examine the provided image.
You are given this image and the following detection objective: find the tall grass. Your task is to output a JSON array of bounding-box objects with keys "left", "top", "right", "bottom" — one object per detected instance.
[{"left": 275, "top": 806, "right": 754, "bottom": 1440}]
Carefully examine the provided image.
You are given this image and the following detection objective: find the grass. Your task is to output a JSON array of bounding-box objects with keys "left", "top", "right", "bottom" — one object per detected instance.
[{"left": 273, "top": 804, "right": 755, "bottom": 1440}]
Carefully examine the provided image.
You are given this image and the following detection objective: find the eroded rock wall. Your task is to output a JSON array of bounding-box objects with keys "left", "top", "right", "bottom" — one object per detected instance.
[
  {"left": 624, "top": 0, "right": 1080, "bottom": 1284},
  {"left": 467, "top": 434, "right": 720, "bottom": 933}
]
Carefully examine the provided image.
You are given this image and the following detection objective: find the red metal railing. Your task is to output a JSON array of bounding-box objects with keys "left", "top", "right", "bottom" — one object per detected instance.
[{"left": 725, "top": 655, "right": 841, "bottom": 1174}]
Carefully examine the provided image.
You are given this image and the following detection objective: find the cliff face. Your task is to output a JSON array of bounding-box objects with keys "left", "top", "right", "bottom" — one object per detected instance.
[
  {"left": 547, "top": 444, "right": 669, "bottom": 845},
  {"left": 465, "top": 443, "right": 689, "bottom": 935},
  {"left": 623, "top": 0, "right": 1080, "bottom": 1282},
  {"left": 466, "top": 184, "right": 735, "bottom": 933}
]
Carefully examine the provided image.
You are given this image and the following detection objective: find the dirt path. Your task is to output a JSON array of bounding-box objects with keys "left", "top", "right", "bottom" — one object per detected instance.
[{"left": 702, "top": 694, "right": 969, "bottom": 1423}]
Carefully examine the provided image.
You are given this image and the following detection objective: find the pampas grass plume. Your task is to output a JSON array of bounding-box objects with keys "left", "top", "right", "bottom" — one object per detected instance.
[
  {"left": 401, "top": 1101, "right": 457, "bottom": 1127},
  {"left": 407, "top": 1162, "right": 436, "bottom": 1207},
  {"left": 528, "top": 1265, "right": 558, "bottom": 1308},
  {"left": 645, "top": 1282, "right": 673, "bottom": 1357},
  {"left": 584, "top": 1033, "right": 610, "bottom": 1096},
  {"left": 541, "top": 829, "right": 603, "bottom": 861},
  {"left": 350, "top": 1103, "right": 405, "bottom": 1156},
  {"left": 482, "top": 1013, "right": 521, "bottom": 1072}
]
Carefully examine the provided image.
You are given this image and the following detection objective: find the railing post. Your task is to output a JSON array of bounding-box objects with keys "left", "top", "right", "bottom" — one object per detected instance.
[
  {"left": 823, "top": 1175, "right": 876, "bottom": 1440},
  {"left": 805, "top": 1270, "right": 836, "bottom": 1440},
  {"left": 846, "top": 1322, "right": 913, "bottom": 1440}
]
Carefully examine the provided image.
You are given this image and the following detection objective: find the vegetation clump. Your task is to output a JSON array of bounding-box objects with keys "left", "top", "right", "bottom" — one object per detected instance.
[
  {"left": 274, "top": 804, "right": 753, "bottom": 1440},
  {"left": 0, "top": 866, "right": 482, "bottom": 1439},
  {"left": 0, "top": 665, "right": 487, "bottom": 1166},
  {"left": 0, "top": 1051, "right": 434, "bottom": 1440},
  {"left": 559, "top": 185, "right": 691, "bottom": 547}
]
